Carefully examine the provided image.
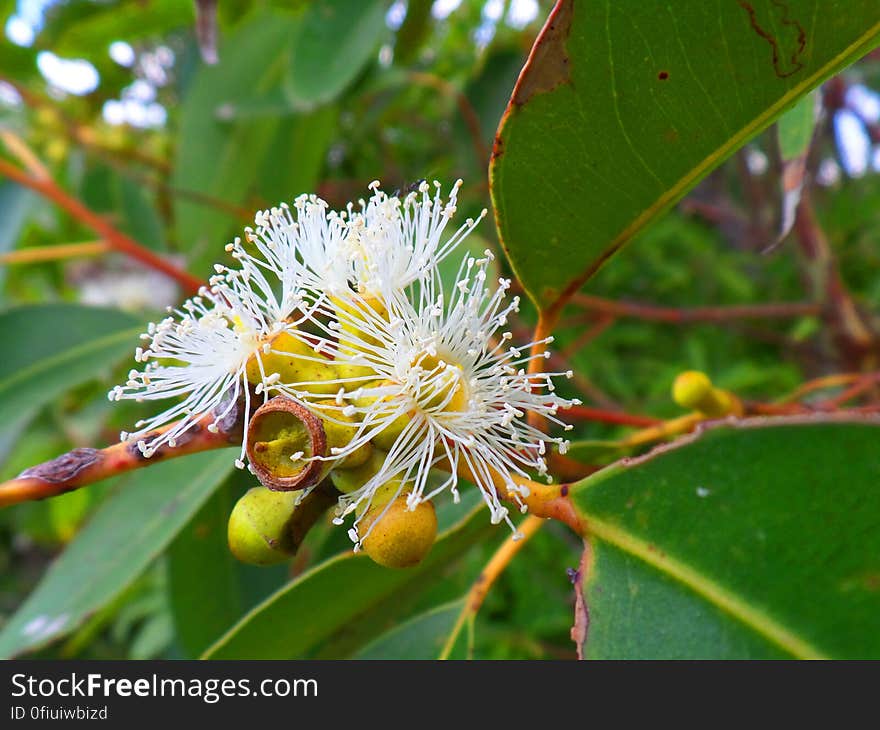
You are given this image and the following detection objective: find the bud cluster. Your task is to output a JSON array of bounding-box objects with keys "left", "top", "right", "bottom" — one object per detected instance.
[{"left": 114, "top": 181, "right": 577, "bottom": 567}]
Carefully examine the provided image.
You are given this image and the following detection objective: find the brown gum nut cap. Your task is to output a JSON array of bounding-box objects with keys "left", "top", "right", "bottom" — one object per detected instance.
[{"left": 246, "top": 396, "right": 328, "bottom": 491}]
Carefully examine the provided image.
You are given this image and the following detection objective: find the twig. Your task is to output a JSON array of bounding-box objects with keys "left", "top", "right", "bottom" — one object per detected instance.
[
  {"left": 0, "top": 157, "right": 206, "bottom": 294},
  {"left": 794, "top": 189, "right": 877, "bottom": 368},
  {"left": 0, "top": 128, "right": 50, "bottom": 179},
  {"left": 775, "top": 372, "right": 864, "bottom": 404},
  {"left": 562, "top": 404, "right": 661, "bottom": 427},
  {"left": 560, "top": 313, "right": 615, "bottom": 359},
  {"left": 439, "top": 514, "right": 544, "bottom": 659},
  {"left": 407, "top": 70, "right": 490, "bottom": 168},
  {"left": 0, "top": 241, "right": 108, "bottom": 265},
  {"left": 568, "top": 293, "right": 820, "bottom": 324},
  {"left": 0, "top": 408, "right": 242, "bottom": 508}
]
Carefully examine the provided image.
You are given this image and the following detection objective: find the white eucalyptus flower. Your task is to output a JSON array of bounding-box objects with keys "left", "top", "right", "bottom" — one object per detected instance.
[
  {"left": 344, "top": 179, "right": 486, "bottom": 300},
  {"left": 221, "top": 180, "right": 484, "bottom": 312},
  {"left": 279, "top": 251, "right": 579, "bottom": 545},
  {"left": 108, "top": 276, "right": 298, "bottom": 467}
]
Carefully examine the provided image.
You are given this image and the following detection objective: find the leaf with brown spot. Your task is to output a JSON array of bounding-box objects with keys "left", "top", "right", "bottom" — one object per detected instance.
[{"left": 490, "top": 0, "right": 880, "bottom": 315}]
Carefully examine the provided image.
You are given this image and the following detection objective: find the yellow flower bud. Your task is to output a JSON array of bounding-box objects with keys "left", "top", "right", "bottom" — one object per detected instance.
[
  {"left": 332, "top": 294, "right": 388, "bottom": 347},
  {"left": 227, "top": 487, "right": 298, "bottom": 565},
  {"left": 350, "top": 380, "right": 412, "bottom": 451},
  {"left": 361, "top": 495, "right": 437, "bottom": 569},
  {"left": 331, "top": 295, "right": 386, "bottom": 382},
  {"left": 245, "top": 330, "right": 339, "bottom": 395},
  {"left": 672, "top": 370, "right": 742, "bottom": 417},
  {"left": 313, "top": 400, "right": 372, "bottom": 469},
  {"left": 412, "top": 353, "right": 468, "bottom": 412}
]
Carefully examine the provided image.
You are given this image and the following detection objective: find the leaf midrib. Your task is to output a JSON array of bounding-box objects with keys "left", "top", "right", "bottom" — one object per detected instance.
[
  {"left": 581, "top": 513, "right": 829, "bottom": 660},
  {"left": 0, "top": 325, "right": 142, "bottom": 400}
]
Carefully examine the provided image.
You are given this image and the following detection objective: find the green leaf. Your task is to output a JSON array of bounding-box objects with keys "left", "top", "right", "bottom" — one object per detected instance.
[
  {"left": 285, "top": 0, "right": 387, "bottom": 109},
  {"left": 354, "top": 598, "right": 467, "bottom": 659},
  {"left": 0, "top": 181, "right": 35, "bottom": 296},
  {"left": 167, "top": 480, "right": 242, "bottom": 658},
  {"left": 257, "top": 105, "right": 339, "bottom": 200},
  {"left": 202, "top": 503, "right": 493, "bottom": 659},
  {"left": 778, "top": 93, "right": 817, "bottom": 160},
  {"left": 0, "top": 451, "right": 234, "bottom": 657},
  {"left": 40, "top": 0, "right": 192, "bottom": 65},
  {"left": 0, "top": 304, "right": 141, "bottom": 434},
  {"left": 172, "top": 10, "right": 299, "bottom": 274},
  {"left": 81, "top": 165, "right": 166, "bottom": 251},
  {"left": 490, "top": 0, "right": 880, "bottom": 312},
  {"left": 394, "top": 0, "right": 433, "bottom": 66},
  {"left": 571, "top": 418, "right": 880, "bottom": 659}
]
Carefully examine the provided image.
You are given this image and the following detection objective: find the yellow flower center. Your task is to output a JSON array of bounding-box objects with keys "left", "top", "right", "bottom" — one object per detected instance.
[{"left": 411, "top": 351, "right": 467, "bottom": 414}]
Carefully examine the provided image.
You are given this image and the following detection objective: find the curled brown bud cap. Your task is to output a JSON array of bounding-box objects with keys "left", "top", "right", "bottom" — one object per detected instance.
[{"left": 246, "top": 396, "right": 327, "bottom": 491}]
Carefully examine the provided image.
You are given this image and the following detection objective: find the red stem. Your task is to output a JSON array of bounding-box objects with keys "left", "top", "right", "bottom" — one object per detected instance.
[{"left": 0, "top": 158, "right": 206, "bottom": 295}]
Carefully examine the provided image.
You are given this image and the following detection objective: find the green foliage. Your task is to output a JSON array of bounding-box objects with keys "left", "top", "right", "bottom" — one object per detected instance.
[
  {"left": 1, "top": 0, "right": 879, "bottom": 661},
  {"left": 0, "top": 304, "right": 140, "bottom": 448},
  {"left": 0, "top": 451, "right": 233, "bottom": 658},
  {"left": 203, "top": 502, "right": 494, "bottom": 659},
  {"left": 572, "top": 420, "right": 880, "bottom": 658},
  {"left": 490, "top": 0, "right": 880, "bottom": 309}
]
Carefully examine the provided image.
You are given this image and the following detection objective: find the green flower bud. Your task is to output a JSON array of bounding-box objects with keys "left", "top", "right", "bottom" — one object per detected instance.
[
  {"left": 361, "top": 495, "right": 437, "bottom": 569},
  {"left": 330, "top": 449, "right": 392, "bottom": 494},
  {"left": 227, "top": 486, "right": 298, "bottom": 565}
]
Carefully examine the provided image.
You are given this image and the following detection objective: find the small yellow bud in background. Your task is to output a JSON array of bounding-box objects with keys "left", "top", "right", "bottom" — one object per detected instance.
[
  {"left": 227, "top": 487, "right": 298, "bottom": 565},
  {"left": 361, "top": 495, "right": 437, "bottom": 569},
  {"left": 672, "top": 370, "right": 742, "bottom": 417},
  {"left": 245, "top": 330, "right": 339, "bottom": 395}
]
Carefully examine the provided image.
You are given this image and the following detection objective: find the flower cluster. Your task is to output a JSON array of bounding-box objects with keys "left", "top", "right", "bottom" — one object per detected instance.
[{"left": 111, "top": 180, "right": 578, "bottom": 549}]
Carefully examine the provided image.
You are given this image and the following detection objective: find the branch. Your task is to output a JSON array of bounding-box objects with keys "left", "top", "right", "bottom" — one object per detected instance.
[
  {"left": 568, "top": 293, "right": 820, "bottom": 324},
  {"left": 439, "top": 514, "right": 544, "bottom": 659},
  {"left": 0, "top": 157, "right": 206, "bottom": 295},
  {"left": 562, "top": 404, "right": 661, "bottom": 427},
  {"left": 0, "top": 408, "right": 243, "bottom": 508},
  {"left": 0, "top": 241, "right": 109, "bottom": 265}
]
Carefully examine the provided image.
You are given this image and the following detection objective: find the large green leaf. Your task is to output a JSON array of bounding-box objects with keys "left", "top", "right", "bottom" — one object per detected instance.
[
  {"left": 203, "top": 503, "right": 493, "bottom": 659},
  {"left": 571, "top": 418, "right": 880, "bottom": 659},
  {"left": 284, "top": 0, "right": 387, "bottom": 109},
  {"left": 0, "top": 304, "right": 141, "bottom": 434},
  {"left": 0, "top": 451, "right": 234, "bottom": 658},
  {"left": 490, "top": 0, "right": 880, "bottom": 312}
]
